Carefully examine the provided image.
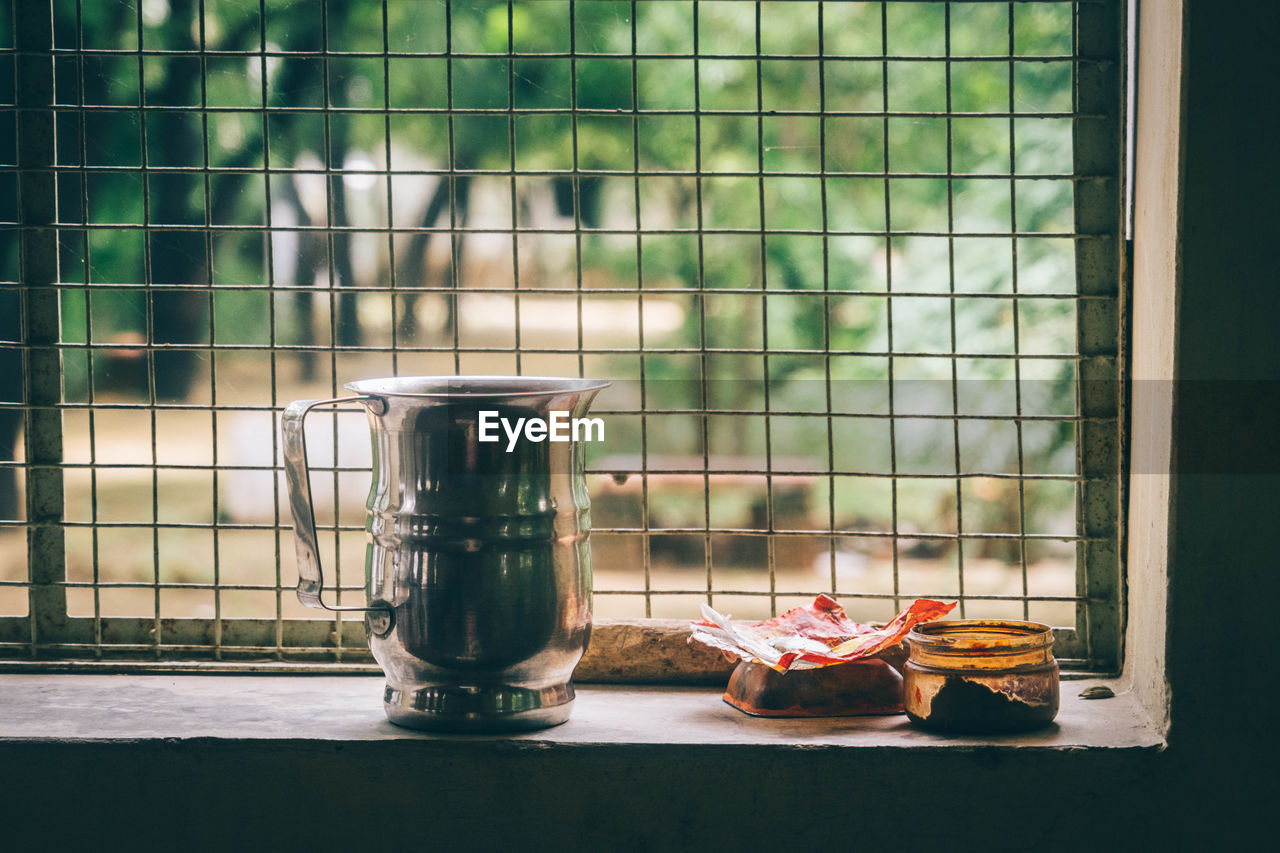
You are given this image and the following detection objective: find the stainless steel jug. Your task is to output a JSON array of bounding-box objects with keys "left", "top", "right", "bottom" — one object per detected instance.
[{"left": 283, "top": 376, "right": 609, "bottom": 732}]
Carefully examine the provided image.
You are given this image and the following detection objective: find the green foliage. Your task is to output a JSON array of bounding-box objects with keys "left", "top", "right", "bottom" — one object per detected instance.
[{"left": 52, "top": 1, "right": 1080, "bottom": 558}]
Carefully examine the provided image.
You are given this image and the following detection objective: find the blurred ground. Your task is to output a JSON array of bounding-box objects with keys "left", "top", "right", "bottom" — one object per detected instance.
[{"left": 0, "top": 306, "right": 1076, "bottom": 628}]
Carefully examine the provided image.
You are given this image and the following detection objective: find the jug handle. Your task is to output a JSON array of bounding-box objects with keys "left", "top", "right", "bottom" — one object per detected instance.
[{"left": 282, "top": 395, "right": 393, "bottom": 635}]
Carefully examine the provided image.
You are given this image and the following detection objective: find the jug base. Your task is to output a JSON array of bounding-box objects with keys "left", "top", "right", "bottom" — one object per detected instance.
[{"left": 383, "top": 682, "right": 575, "bottom": 733}]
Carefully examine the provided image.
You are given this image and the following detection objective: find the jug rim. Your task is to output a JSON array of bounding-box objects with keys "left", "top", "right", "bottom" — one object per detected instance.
[{"left": 344, "top": 375, "right": 612, "bottom": 399}]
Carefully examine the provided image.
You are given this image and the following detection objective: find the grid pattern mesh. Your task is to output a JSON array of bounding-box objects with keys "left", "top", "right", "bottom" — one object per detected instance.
[{"left": 0, "top": 1, "right": 1124, "bottom": 669}]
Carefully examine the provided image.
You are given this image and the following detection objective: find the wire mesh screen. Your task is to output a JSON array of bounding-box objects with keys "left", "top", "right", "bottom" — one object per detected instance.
[{"left": 0, "top": 0, "right": 1123, "bottom": 669}]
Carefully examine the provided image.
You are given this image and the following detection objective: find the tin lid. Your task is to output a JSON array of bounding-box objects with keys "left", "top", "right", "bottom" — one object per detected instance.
[{"left": 906, "top": 619, "right": 1055, "bottom": 669}]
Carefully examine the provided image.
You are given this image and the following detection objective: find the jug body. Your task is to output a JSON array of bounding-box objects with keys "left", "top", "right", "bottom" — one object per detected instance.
[{"left": 283, "top": 376, "right": 609, "bottom": 732}]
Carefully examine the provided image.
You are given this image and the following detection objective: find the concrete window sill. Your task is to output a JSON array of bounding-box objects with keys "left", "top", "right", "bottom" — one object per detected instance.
[
  {"left": 0, "top": 673, "right": 1170, "bottom": 848},
  {"left": 0, "top": 673, "right": 1162, "bottom": 750}
]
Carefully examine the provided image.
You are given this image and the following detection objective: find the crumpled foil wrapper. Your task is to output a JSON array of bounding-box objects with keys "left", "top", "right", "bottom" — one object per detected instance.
[{"left": 690, "top": 594, "right": 956, "bottom": 673}]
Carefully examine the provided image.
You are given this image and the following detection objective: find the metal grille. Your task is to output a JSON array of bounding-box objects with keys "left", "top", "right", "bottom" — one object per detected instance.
[{"left": 0, "top": 0, "right": 1124, "bottom": 670}]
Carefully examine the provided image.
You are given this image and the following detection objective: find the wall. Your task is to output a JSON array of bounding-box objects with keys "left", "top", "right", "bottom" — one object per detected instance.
[
  {"left": 1122, "top": 1, "right": 1280, "bottom": 841},
  {"left": 1156, "top": 0, "right": 1280, "bottom": 819}
]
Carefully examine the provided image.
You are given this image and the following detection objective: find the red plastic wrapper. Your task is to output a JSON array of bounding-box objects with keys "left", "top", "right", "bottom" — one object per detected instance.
[{"left": 691, "top": 594, "right": 956, "bottom": 673}]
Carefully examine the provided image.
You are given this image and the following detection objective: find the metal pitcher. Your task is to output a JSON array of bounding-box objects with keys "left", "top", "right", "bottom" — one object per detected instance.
[{"left": 283, "top": 376, "right": 609, "bottom": 732}]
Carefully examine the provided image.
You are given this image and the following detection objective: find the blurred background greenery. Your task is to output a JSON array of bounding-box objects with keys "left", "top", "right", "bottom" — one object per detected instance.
[{"left": 0, "top": 1, "right": 1082, "bottom": 625}]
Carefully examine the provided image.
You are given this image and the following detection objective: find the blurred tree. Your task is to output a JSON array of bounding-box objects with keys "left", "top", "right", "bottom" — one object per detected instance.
[{"left": 36, "top": 0, "right": 1080, "bottom": 561}]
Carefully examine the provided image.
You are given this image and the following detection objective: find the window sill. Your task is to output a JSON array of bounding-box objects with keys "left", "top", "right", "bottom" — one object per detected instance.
[
  {"left": 0, "top": 673, "right": 1162, "bottom": 750},
  {"left": 0, "top": 672, "right": 1170, "bottom": 847}
]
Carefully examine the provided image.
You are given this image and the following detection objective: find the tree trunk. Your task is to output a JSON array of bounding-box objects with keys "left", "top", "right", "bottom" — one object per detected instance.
[
  {"left": 396, "top": 174, "right": 471, "bottom": 343},
  {"left": 328, "top": 123, "right": 362, "bottom": 348},
  {"left": 276, "top": 177, "right": 326, "bottom": 382},
  {"left": 147, "top": 0, "right": 207, "bottom": 402}
]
